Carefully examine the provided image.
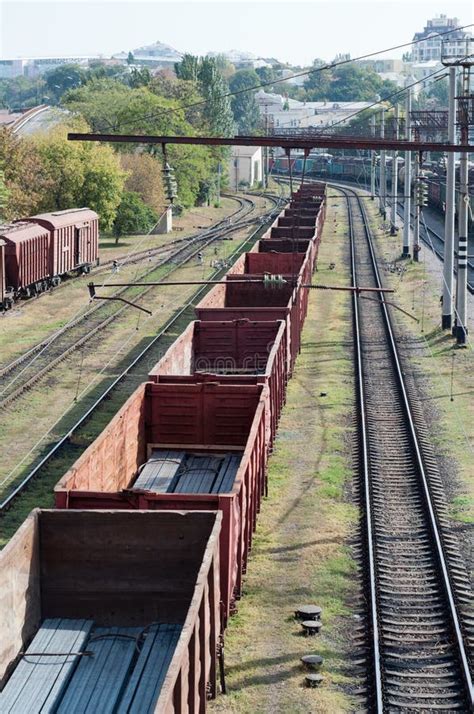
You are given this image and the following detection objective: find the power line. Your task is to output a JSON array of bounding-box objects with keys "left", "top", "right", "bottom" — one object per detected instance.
[
  {"left": 273, "top": 48, "right": 472, "bottom": 138},
  {"left": 276, "top": 66, "right": 449, "bottom": 134},
  {"left": 113, "top": 23, "right": 473, "bottom": 132}
]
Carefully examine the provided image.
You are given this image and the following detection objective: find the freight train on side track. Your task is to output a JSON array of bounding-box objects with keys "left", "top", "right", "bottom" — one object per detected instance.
[
  {"left": 270, "top": 152, "right": 474, "bottom": 227},
  {"left": 0, "top": 208, "right": 99, "bottom": 310},
  {"left": 0, "top": 183, "right": 326, "bottom": 712}
]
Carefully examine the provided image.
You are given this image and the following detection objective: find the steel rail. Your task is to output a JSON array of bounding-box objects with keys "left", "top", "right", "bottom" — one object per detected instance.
[
  {"left": 2, "top": 192, "right": 252, "bottom": 314},
  {"left": 347, "top": 189, "right": 383, "bottom": 710},
  {"left": 279, "top": 173, "right": 474, "bottom": 292},
  {"left": 0, "top": 193, "right": 287, "bottom": 512},
  {"left": 339, "top": 182, "right": 473, "bottom": 709},
  {"left": 359, "top": 189, "right": 474, "bottom": 707},
  {"left": 0, "top": 194, "right": 262, "bottom": 386},
  {"left": 0, "top": 231, "right": 230, "bottom": 405}
]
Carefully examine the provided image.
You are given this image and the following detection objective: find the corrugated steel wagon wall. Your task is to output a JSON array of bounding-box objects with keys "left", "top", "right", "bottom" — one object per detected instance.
[
  {"left": 54, "top": 382, "right": 269, "bottom": 625},
  {"left": 0, "top": 240, "right": 5, "bottom": 305},
  {"left": 1, "top": 224, "right": 51, "bottom": 291},
  {"left": 0, "top": 509, "right": 222, "bottom": 712},
  {"left": 148, "top": 319, "right": 288, "bottom": 448},
  {"left": 23, "top": 209, "right": 99, "bottom": 275}
]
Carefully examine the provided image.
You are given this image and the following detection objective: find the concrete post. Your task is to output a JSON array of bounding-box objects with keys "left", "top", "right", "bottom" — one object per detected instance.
[
  {"left": 152, "top": 205, "right": 172, "bottom": 234},
  {"left": 216, "top": 162, "right": 221, "bottom": 205},
  {"left": 379, "top": 108, "right": 386, "bottom": 220},
  {"left": 442, "top": 66, "right": 457, "bottom": 330},
  {"left": 370, "top": 115, "right": 376, "bottom": 200},
  {"left": 263, "top": 105, "right": 269, "bottom": 189},
  {"left": 403, "top": 89, "right": 412, "bottom": 257},
  {"left": 413, "top": 151, "right": 420, "bottom": 262},
  {"left": 390, "top": 104, "right": 399, "bottom": 235},
  {"left": 455, "top": 65, "right": 470, "bottom": 345}
]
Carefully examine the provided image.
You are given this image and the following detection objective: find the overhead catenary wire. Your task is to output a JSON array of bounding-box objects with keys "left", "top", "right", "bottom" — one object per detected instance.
[
  {"left": 271, "top": 61, "right": 463, "bottom": 135},
  {"left": 0, "top": 196, "right": 284, "bottom": 499},
  {"left": 0, "top": 206, "right": 171, "bottom": 398},
  {"left": 109, "top": 24, "right": 473, "bottom": 132},
  {"left": 367, "top": 185, "right": 474, "bottom": 455}
]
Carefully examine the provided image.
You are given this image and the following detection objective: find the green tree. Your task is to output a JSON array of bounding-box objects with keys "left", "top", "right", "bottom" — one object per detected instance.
[
  {"left": 32, "top": 126, "right": 125, "bottom": 230},
  {"left": 79, "top": 142, "right": 126, "bottom": 230},
  {"left": 0, "top": 169, "right": 9, "bottom": 221},
  {"left": 0, "top": 128, "right": 51, "bottom": 218},
  {"left": 229, "top": 69, "right": 261, "bottom": 135},
  {"left": 175, "top": 54, "right": 200, "bottom": 81},
  {"left": 128, "top": 67, "right": 152, "bottom": 89},
  {"left": 175, "top": 55, "right": 235, "bottom": 135},
  {"left": 127, "top": 52, "right": 134, "bottom": 65},
  {"left": 63, "top": 80, "right": 185, "bottom": 134},
  {"left": 120, "top": 153, "right": 165, "bottom": 212},
  {"left": 149, "top": 71, "right": 205, "bottom": 125},
  {"left": 166, "top": 143, "right": 214, "bottom": 208},
  {"left": 86, "top": 61, "right": 129, "bottom": 83},
  {"left": 303, "top": 59, "right": 332, "bottom": 100},
  {"left": 427, "top": 77, "right": 449, "bottom": 107},
  {"left": 64, "top": 77, "right": 221, "bottom": 209},
  {"left": 208, "top": 54, "right": 236, "bottom": 80},
  {"left": 113, "top": 191, "right": 157, "bottom": 241},
  {"left": 0, "top": 76, "right": 46, "bottom": 111},
  {"left": 255, "top": 66, "right": 277, "bottom": 85},
  {"left": 197, "top": 57, "right": 235, "bottom": 135},
  {"left": 45, "top": 64, "right": 87, "bottom": 103},
  {"left": 304, "top": 61, "right": 398, "bottom": 102}
]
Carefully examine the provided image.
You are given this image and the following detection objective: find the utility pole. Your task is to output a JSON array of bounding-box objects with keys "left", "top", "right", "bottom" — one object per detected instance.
[
  {"left": 379, "top": 108, "right": 386, "bottom": 219},
  {"left": 413, "top": 149, "right": 421, "bottom": 262},
  {"left": 455, "top": 60, "right": 471, "bottom": 345},
  {"left": 370, "top": 114, "right": 376, "bottom": 200},
  {"left": 442, "top": 65, "right": 457, "bottom": 329},
  {"left": 216, "top": 162, "right": 221, "bottom": 206},
  {"left": 403, "top": 88, "right": 412, "bottom": 257},
  {"left": 263, "top": 104, "right": 269, "bottom": 189},
  {"left": 390, "top": 104, "right": 399, "bottom": 235}
]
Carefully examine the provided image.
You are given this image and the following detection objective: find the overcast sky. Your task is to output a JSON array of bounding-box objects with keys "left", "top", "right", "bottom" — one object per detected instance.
[{"left": 1, "top": 0, "right": 472, "bottom": 66}]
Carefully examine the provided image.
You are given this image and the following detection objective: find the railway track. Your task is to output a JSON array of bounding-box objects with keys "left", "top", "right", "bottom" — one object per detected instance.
[
  {"left": 4, "top": 193, "right": 254, "bottom": 313},
  {"left": 276, "top": 174, "right": 474, "bottom": 293},
  {"left": 0, "top": 194, "right": 273, "bottom": 404},
  {"left": 396, "top": 204, "right": 474, "bottom": 295},
  {"left": 0, "top": 191, "right": 286, "bottom": 512},
  {"left": 339, "top": 183, "right": 474, "bottom": 711}
]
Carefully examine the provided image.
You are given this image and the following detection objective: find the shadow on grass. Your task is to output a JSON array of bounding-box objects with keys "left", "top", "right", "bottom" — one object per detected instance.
[{"left": 263, "top": 536, "right": 343, "bottom": 555}]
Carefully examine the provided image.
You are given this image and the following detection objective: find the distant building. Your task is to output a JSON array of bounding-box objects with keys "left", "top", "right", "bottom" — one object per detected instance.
[
  {"left": 277, "top": 68, "right": 307, "bottom": 86},
  {"left": 411, "top": 60, "right": 444, "bottom": 82},
  {"left": 208, "top": 49, "right": 273, "bottom": 69},
  {"left": 0, "top": 59, "right": 27, "bottom": 79},
  {"left": 0, "top": 56, "right": 97, "bottom": 79},
  {"left": 229, "top": 146, "right": 263, "bottom": 190},
  {"left": 411, "top": 15, "right": 471, "bottom": 62},
  {"left": 358, "top": 59, "right": 405, "bottom": 74},
  {"left": 255, "top": 90, "right": 372, "bottom": 131},
  {"left": 113, "top": 41, "right": 182, "bottom": 68}
]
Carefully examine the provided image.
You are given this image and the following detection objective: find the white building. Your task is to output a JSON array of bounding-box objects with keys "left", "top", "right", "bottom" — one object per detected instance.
[
  {"left": 114, "top": 40, "right": 182, "bottom": 67},
  {"left": 0, "top": 56, "right": 96, "bottom": 79},
  {"left": 228, "top": 146, "right": 263, "bottom": 190},
  {"left": 0, "top": 59, "right": 27, "bottom": 79},
  {"left": 255, "top": 90, "right": 373, "bottom": 131},
  {"left": 207, "top": 50, "right": 273, "bottom": 69},
  {"left": 411, "top": 60, "right": 444, "bottom": 85},
  {"left": 411, "top": 15, "right": 471, "bottom": 63}
]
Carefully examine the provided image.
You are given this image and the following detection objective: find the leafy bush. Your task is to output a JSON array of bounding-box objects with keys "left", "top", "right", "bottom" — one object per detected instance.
[{"left": 113, "top": 190, "right": 157, "bottom": 238}]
